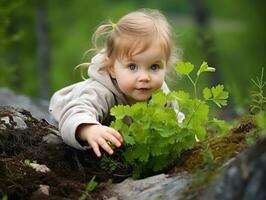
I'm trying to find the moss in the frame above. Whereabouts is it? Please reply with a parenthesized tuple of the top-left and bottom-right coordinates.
(170, 115, 259, 199)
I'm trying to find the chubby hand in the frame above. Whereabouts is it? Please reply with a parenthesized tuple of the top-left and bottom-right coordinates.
(76, 124, 123, 157)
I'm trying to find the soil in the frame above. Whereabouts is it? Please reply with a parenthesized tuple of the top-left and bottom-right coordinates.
(0, 107, 131, 200)
(0, 106, 259, 200)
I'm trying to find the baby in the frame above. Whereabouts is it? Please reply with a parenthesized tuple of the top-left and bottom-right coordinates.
(49, 9, 184, 157)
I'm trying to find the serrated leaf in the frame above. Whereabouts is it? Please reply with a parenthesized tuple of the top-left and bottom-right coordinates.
(126, 103, 147, 120)
(123, 134, 135, 145)
(210, 84, 229, 107)
(203, 87, 212, 100)
(169, 90, 190, 101)
(125, 145, 149, 163)
(110, 105, 130, 119)
(131, 124, 149, 143)
(169, 90, 190, 108)
(152, 124, 175, 137)
(211, 118, 230, 135)
(175, 62, 194, 75)
(187, 100, 209, 123)
(197, 61, 216, 76)
(149, 90, 167, 107)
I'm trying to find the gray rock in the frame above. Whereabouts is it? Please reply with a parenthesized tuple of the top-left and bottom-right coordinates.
(0, 87, 54, 124)
(203, 137, 266, 200)
(0, 116, 28, 129)
(109, 173, 191, 200)
(42, 133, 62, 144)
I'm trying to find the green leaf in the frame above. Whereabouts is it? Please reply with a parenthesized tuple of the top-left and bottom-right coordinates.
(256, 111, 266, 133)
(203, 85, 229, 108)
(123, 134, 135, 145)
(211, 118, 230, 135)
(168, 90, 190, 108)
(125, 145, 149, 163)
(110, 105, 130, 119)
(194, 126, 206, 140)
(129, 102, 147, 118)
(138, 147, 150, 162)
(175, 62, 194, 75)
(149, 90, 167, 107)
(131, 123, 149, 143)
(86, 176, 98, 192)
(197, 61, 216, 76)
(211, 84, 229, 107)
(24, 159, 31, 167)
(203, 87, 212, 100)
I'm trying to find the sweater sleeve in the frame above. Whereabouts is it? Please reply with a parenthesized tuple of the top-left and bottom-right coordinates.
(49, 80, 115, 150)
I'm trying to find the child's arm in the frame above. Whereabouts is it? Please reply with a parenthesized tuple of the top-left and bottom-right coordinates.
(49, 80, 122, 152)
(76, 124, 123, 157)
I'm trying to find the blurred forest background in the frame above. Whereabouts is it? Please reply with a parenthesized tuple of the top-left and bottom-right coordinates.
(0, 0, 265, 116)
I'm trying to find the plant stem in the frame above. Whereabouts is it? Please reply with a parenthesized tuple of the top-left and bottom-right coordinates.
(187, 75, 198, 98)
(186, 101, 202, 127)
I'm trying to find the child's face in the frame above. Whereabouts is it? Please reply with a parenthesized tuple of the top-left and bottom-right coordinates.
(109, 41, 167, 104)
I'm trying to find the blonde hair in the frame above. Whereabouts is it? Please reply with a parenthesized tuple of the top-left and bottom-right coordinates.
(78, 9, 177, 77)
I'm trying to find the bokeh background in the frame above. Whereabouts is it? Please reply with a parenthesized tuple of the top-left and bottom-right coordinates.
(1, 0, 265, 116)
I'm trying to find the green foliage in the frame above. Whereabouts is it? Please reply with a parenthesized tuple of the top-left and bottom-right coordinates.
(111, 61, 229, 178)
(79, 176, 98, 200)
(23, 159, 31, 167)
(0, 195, 8, 200)
(256, 111, 266, 135)
(208, 118, 230, 136)
(111, 91, 195, 177)
(203, 85, 229, 108)
(176, 61, 216, 98)
(202, 143, 214, 167)
(250, 68, 266, 114)
(175, 61, 229, 138)
(245, 111, 266, 145)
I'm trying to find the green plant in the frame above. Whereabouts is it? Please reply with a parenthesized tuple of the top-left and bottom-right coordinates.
(23, 159, 37, 167)
(79, 176, 98, 200)
(256, 111, 266, 135)
(23, 159, 31, 167)
(176, 61, 215, 98)
(175, 62, 229, 139)
(111, 91, 196, 177)
(110, 61, 229, 178)
(250, 68, 266, 114)
(0, 195, 8, 200)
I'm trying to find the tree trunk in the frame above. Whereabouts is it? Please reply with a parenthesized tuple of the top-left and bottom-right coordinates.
(36, 2, 50, 99)
(189, 0, 221, 85)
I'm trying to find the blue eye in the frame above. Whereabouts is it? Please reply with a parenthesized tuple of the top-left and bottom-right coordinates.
(127, 63, 137, 71)
(150, 64, 160, 71)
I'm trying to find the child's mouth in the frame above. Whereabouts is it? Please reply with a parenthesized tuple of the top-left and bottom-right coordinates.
(136, 88, 151, 93)
(136, 88, 150, 91)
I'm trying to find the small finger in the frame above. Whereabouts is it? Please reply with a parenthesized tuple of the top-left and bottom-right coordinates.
(107, 127, 123, 142)
(90, 142, 101, 157)
(98, 138, 114, 155)
(104, 133, 121, 147)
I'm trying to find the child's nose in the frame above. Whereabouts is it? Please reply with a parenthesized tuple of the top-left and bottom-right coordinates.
(138, 71, 150, 82)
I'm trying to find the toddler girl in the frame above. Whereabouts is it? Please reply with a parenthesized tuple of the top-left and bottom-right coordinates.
(49, 8, 184, 157)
